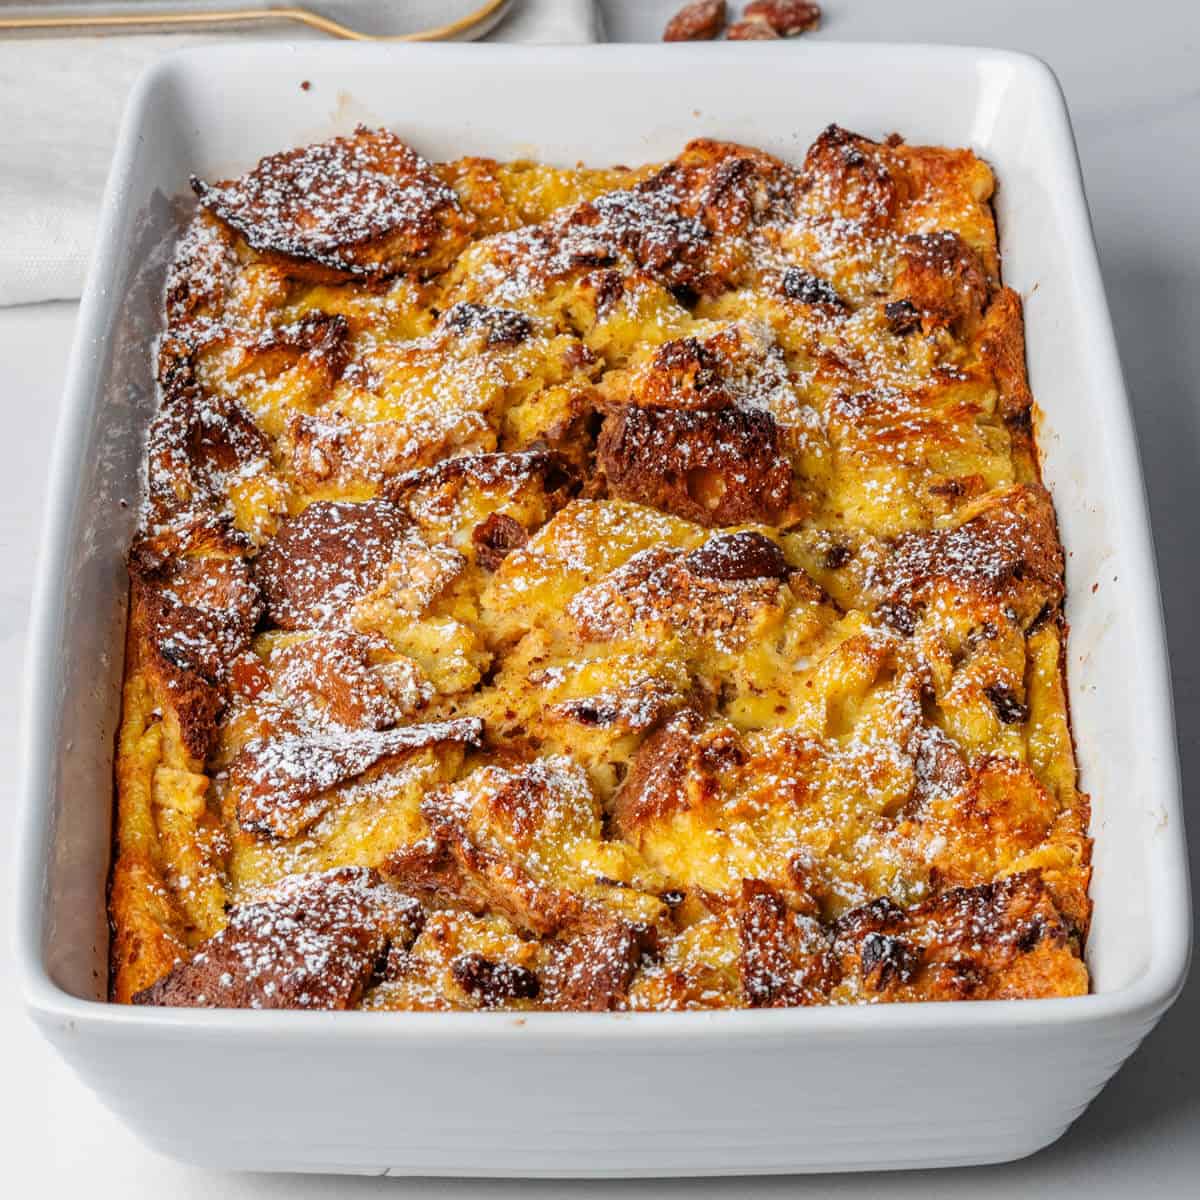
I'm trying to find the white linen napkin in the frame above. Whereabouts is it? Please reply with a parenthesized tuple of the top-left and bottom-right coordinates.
(0, 0, 600, 307)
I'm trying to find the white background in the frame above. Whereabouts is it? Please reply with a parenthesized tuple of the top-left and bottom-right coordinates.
(1, 0, 1197, 1192)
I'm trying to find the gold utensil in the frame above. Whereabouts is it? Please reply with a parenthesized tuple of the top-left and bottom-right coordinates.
(0, 0, 509, 40)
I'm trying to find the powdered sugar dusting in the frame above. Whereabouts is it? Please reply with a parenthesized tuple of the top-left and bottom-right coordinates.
(121, 124, 1087, 1012)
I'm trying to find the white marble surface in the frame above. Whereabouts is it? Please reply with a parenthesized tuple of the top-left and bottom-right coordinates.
(2, 1, 1197, 1193)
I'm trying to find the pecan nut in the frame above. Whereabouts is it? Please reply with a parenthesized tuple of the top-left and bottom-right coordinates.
(744, 1, 822, 36)
(727, 17, 780, 40)
(663, 1, 727, 42)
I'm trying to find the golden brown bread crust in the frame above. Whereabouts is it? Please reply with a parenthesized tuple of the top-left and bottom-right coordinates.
(131, 869, 422, 1009)
(266, 631, 401, 732)
(879, 482, 1065, 629)
(254, 498, 410, 629)
(126, 542, 262, 761)
(597, 404, 796, 526)
(191, 126, 472, 281)
(799, 124, 899, 230)
(109, 853, 190, 1004)
(385, 449, 578, 516)
(828, 871, 1087, 1002)
(611, 708, 738, 836)
(111, 125, 1091, 1011)
(231, 719, 485, 839)
(736, 879, 828, 1006)
(541, 916, 656, 1011)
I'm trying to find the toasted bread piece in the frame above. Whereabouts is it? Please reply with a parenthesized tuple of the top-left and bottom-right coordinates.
(232, 718, 484, 840)
(830, 871, 1088, 1002)
(255, 498, 411, 629)
(736, 879, 830, 1007)
(193, 126, 472, 281)
(542, 915, 657, 1011)
(879, 482, 1065, 628)
(132, 869, 422, 1009)
(598, 405, 797, 527)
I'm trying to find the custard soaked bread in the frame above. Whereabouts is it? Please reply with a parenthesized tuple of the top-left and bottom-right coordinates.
(112, 126, 1090, 1009)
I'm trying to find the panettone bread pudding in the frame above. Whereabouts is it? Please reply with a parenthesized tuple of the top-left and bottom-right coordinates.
(111, 125, 1091, 1010)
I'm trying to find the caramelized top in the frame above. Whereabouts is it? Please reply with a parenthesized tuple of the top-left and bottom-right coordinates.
(110, 125, 1090, 1011)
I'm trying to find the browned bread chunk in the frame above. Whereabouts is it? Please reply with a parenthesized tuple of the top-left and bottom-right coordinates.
(597, 404, 795, 526)
(566, 540, 795, 645)
(192, 126, 472, 280)
(891, 230, 990, 336)
(268, 631, 404, 732)
(799, 124, 900, 230)
(879, 483, 1065, 627)
(543, 916, 656, 1011)
(143, 380, 271, 533)
(386, 760, 608, 937)
(132, 868, 422, 1009)
(386, 449, 577, 512)
(612, 710, 738, 835)
(232, 718, 485, 839)
(255, 498, 409, 629)
(127, 548, 262, 759)
(831, 872, 1087, 1001)
(737, 879, 829, 1006)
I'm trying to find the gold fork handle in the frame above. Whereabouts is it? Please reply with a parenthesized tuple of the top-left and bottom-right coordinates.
(0, 1, 508, 41)
(0, 9, 372, 38)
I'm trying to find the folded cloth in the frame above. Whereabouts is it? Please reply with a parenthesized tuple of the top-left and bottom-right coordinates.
(0, 0, 599, 307)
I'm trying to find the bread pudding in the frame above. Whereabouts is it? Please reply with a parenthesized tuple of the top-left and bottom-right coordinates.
(111, 125, 1091, 1010)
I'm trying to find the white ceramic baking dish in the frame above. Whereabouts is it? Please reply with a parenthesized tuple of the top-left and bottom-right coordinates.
(14, 41, 1190, 1177)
